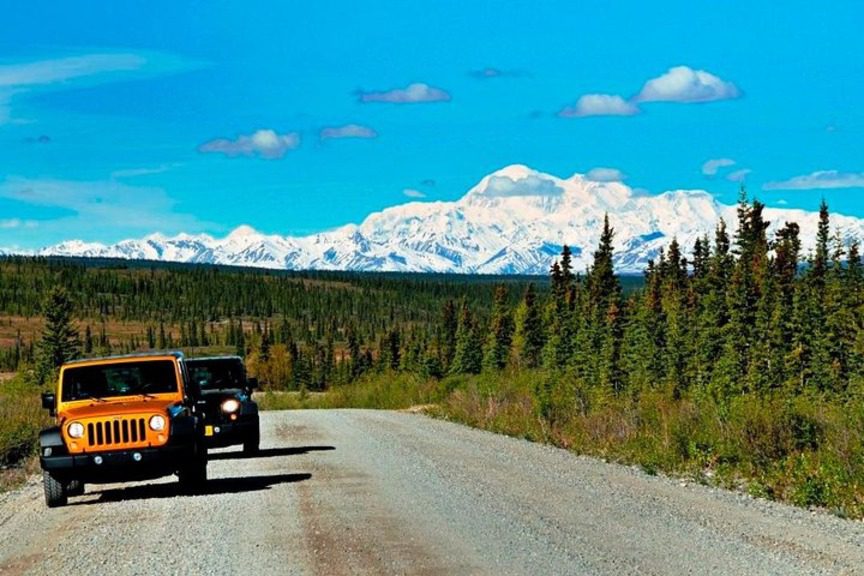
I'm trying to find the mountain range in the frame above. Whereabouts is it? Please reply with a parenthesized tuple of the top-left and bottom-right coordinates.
(30, 165, 864, 274)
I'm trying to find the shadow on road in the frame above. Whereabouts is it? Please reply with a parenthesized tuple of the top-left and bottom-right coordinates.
(76, 473, 312, 504)
(208, 445, 335, 461)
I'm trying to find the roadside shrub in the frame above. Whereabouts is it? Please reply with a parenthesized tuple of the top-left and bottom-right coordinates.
(0, 371, 51, 469)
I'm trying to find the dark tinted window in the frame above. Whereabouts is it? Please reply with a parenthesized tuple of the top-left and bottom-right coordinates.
(61, 360, 178, 401)
(188, 359, 245, 390)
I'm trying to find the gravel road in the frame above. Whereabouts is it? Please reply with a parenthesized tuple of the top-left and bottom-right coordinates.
(1, 409, 863, 575)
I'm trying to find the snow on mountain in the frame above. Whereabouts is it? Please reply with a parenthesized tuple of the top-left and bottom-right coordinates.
(30, 165, 864, 274)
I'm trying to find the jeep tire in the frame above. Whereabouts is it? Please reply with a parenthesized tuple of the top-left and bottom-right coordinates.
(67, 479, 85, 497)
(178, 452, 207, 494)
(243, 430, 260, 455)
(43, 471, 67, 508)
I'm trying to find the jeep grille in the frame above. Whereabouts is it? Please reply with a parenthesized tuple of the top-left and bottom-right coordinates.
(86, 418, 148, 447)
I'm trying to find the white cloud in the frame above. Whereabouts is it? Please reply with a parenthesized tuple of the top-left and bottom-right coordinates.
(585, 167, 625, 182)
(0, 52, 199, 125)
(198, 129, 300, 159)
(403, 188, 426, 198)
(482, 175, 563, 197)
(636, 66, 740, 103)
(763, 170, 864, 190)
(357, 83, 450, 103)
(726, 168, 751, 182)
(558, 94, 639, 118)
(320, 124, 377, 140)
(0, 54, 145, 88)
(0, 218, 37, 229)
(0, 176, 206, 239)
(469, 67, 528, 79)
(110, 163, 179, 179)
(701, 158, 736, 176)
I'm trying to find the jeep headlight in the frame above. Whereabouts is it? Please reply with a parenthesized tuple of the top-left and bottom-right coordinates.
(67, 422, 84, 439)
(149, 415, 166, 431)
(221, 399, 240, 414)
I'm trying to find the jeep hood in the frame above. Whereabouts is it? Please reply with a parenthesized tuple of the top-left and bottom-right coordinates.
(59, 398, 177, 420)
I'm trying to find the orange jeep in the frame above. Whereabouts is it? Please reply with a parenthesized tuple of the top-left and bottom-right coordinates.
(39, 352, 207, 507)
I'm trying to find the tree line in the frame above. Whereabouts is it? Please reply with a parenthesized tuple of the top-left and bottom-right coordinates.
(4, 255, 534, 385)
(19, 192, 864, 404)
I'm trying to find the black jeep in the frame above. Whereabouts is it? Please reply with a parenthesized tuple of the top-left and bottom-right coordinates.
(186, 356, 260, 454)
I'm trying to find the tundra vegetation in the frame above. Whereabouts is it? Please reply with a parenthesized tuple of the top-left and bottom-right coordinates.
(3, 194, 864, 517)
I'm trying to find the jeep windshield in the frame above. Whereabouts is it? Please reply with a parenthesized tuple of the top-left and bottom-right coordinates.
(61, 360, 179, 402)
(188, 359, 245, 391)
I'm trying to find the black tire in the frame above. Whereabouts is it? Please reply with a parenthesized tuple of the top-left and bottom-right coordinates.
(43, 471, 67, 508)
(243, 430, 260, 455)
(67, 480, 85, 497)
(178, 451, 207, 494)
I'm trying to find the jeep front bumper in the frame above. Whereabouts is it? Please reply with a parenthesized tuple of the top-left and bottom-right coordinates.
(40, 444, 196, 484)
(202, 416, 258, 448)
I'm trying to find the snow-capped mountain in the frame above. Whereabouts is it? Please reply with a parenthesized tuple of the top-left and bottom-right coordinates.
(32, 165, 864, 274)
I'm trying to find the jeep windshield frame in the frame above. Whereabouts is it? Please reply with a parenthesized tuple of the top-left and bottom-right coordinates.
(60, 359, 180, 403)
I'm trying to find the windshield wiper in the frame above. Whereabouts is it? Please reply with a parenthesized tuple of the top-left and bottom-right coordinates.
(86, 395, 107, 403)
(133, 382, 158, 400)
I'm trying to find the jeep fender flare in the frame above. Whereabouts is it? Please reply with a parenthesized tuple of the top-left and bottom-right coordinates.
(169, 414, 199, 442)
(39, 427, 67, 456)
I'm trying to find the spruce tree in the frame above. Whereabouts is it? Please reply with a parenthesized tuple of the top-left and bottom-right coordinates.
(483, 285, 514, 371)
(385, 328, 401, 371)
(450, 302, 482, 374)
(581, 214, 623, 388)
(37, 286, 80, 383)
(83, 324, 93, 355)
(511, 284, 545, 369)
(440, 300, 458, 370)
(544, 248, 576, 370)
(346, 323, 364, 379)
(811, 199, 831, 283)
(587, 214, 621, 314)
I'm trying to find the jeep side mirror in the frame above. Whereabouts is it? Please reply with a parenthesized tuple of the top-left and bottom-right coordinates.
(247, 377, 259, 390)
(41, 392, 56, 416)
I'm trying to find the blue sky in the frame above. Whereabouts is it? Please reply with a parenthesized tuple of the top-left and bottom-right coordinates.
(1, 0, 862, 248)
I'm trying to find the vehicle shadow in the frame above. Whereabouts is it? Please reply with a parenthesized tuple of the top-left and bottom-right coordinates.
(75, 473, 312, 504)
(208, 445, 335, 461)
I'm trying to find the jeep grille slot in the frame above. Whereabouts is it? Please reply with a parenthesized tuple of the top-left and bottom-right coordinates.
(85, 418, 149, 448)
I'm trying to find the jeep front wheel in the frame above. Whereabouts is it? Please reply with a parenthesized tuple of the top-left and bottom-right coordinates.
(67, 480, 85, 496)
(243, 430, 260, 455)
(43, 471, 68, 508)
(178, 454, 207, 494)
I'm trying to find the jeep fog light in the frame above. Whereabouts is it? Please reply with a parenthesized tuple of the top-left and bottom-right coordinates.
(149, 415, 166, 431)
(221, 399, 240, 414)
(68, 422, 84, 438)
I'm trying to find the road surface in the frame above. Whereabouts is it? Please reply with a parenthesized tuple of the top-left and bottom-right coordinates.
(1, 410, 863, 575)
